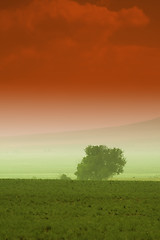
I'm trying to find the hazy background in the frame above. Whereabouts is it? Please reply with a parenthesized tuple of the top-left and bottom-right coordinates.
(0, 118, 160, 179)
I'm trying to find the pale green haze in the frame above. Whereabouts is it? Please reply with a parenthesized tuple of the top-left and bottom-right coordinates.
(0, 118, 160, 179)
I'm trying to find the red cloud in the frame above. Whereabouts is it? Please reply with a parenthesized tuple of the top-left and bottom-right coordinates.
(0, 0, 149, 33)
(118, 7, 150, 27)
(0, 0, 150, 82)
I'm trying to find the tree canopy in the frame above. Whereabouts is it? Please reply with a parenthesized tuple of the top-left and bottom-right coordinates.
(75, 145, 126, 180)
(60, 174, 71, 180)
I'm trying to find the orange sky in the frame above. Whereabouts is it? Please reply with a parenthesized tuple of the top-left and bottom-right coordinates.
(0, 0, 160, 135)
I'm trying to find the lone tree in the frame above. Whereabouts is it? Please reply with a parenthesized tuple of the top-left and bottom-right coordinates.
(60, 174, 71, 180)
(75, 145, 126, 180)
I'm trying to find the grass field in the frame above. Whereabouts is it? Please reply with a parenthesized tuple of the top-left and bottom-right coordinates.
(0, 180, 160, 240)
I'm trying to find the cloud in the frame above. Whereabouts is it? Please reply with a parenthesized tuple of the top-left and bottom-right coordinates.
(118, 7, 150, 27)
(0, 0, 149, 31)
(0, 0, 150, 82)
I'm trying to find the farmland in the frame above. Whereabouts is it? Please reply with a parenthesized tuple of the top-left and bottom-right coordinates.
(0, 180, 160, 240)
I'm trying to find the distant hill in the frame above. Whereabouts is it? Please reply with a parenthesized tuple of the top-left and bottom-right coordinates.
(0, 117, 160, 176)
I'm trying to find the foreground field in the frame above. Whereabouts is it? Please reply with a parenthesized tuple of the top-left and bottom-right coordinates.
(0, 180, 160, 240)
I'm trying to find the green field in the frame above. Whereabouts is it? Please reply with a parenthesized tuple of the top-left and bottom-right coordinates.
(0, 180, 160, 240)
